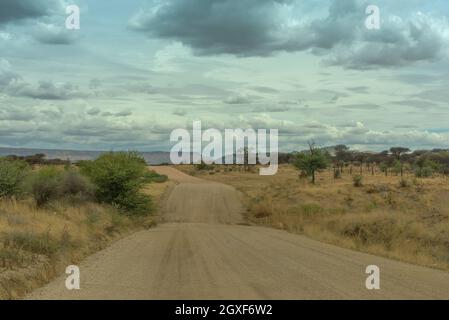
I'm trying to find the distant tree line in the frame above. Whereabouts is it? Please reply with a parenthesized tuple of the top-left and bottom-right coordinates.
(204, 145, 449, 182)
(288, 144, 449, 183)
(330, 145, 449, 178)
(5, 153, 70, 166)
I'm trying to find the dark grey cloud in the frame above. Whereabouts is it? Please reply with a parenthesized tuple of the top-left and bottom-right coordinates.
(0, 1, 76, 45)
(279, 99, 302, 105)
(130, 0, 294, 57)
(224, 94, 253, 104)
(130, 0, 449, 68)
(325, 12, 449, 69)
(86, 107, 101, 116)
(0, 0, 56, 25)
(32, 23, 78, 45)
(130, 0, 447, 69)
(173, 108, 187, 116)
(114, 110, 132, 117)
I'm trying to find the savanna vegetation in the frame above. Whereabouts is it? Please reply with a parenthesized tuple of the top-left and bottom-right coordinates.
(180, 145, 449, 271)
(0, 152, 169, 299)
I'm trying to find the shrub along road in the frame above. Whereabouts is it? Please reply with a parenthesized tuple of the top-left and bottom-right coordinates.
(27, 167, 449, 299)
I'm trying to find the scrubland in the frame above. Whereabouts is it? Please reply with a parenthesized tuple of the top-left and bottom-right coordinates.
(181, 164, 449, 271)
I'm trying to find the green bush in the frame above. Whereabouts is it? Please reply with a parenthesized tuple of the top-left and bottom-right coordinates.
(0, 158, 30, 198)
(27, 167, 62, 207)
(79, 152, 152, 215)
(399, 178, 410, 188)
(26, 167, 94, 207)
(114, 191, 153, 216)
(353, 175, 363, 187)
(60, 170, 95, 202)
(195, 161, 214, 171)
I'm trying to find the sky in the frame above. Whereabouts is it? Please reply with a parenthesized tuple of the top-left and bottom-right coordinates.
(0, 0, 449, 152)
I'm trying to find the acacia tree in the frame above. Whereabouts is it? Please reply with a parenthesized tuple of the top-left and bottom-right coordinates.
(390, 147, 410, 176)
(294, 142, 329, 184)
(390, 147, 410, 159)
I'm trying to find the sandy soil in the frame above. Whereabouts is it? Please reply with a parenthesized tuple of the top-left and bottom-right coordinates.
(26, 167, 449, 299)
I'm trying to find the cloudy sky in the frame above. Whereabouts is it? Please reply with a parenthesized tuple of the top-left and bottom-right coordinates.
(1, 0, 449, 152)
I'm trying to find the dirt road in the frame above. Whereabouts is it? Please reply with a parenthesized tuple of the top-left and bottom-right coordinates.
(27, 167, 449, 299)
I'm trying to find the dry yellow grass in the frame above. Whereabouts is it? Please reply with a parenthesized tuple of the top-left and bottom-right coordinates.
(180, 164, 449, 271)
(0, 172, 171, 299)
